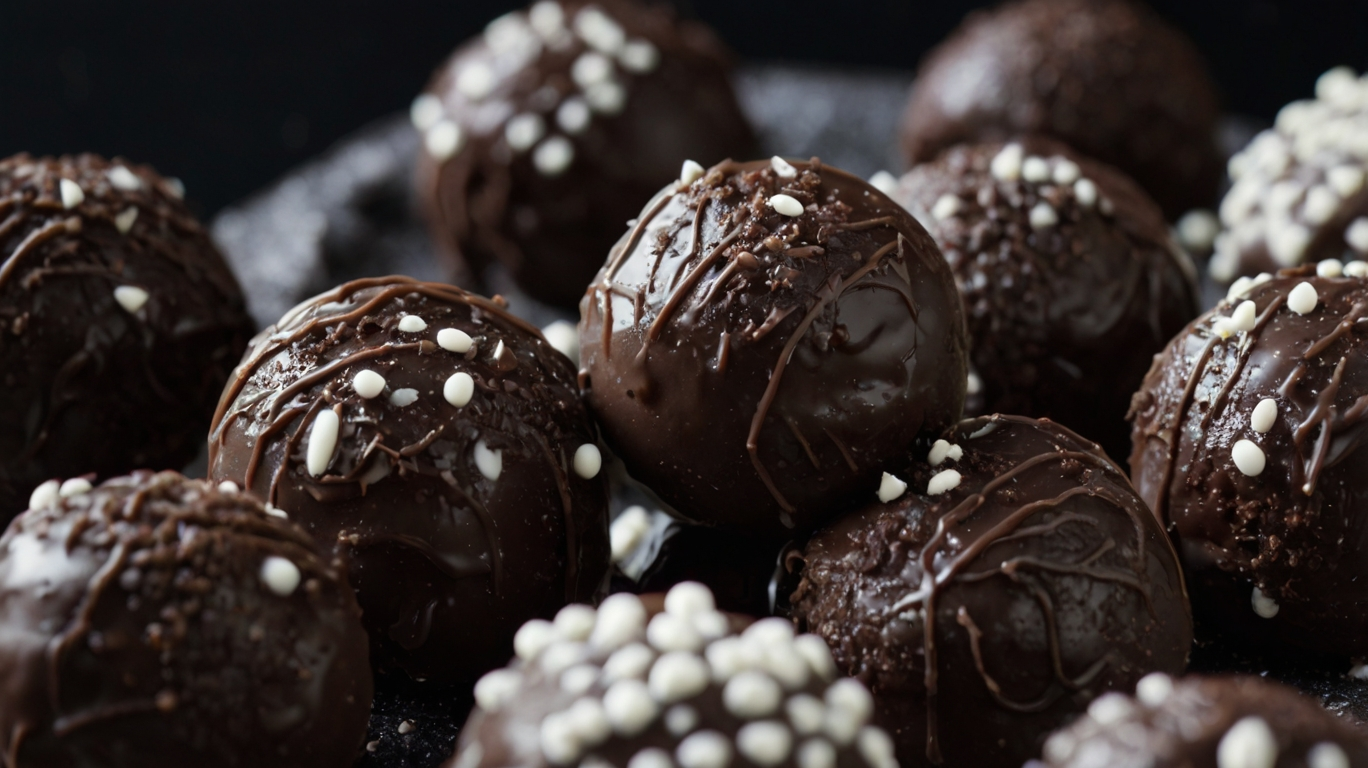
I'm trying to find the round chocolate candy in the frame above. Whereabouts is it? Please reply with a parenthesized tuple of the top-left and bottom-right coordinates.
(791, 415, 1193, 768)
(1130, 265, 1368, 656)
(0, 471, 372, 768)
(900, 0, 1222, 220)
(414, 0, 755, 308)
(892, 139, 1199, 461)
(579, 157, 969, 538)
(208, 276, 610, 684)
(0, 153, 254, 520)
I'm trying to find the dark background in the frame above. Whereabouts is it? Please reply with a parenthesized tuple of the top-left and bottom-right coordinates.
(2, 0, 1365, 215)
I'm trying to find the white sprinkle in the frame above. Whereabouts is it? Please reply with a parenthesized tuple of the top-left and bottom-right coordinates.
(1317, 65, 1359, 100)
(28, 480, 60, 510)
(1308, 742, 1350, 768)
(572, 443, 602, 479)
(823, 679, 873, 745)
(666, 705, 699, 737)
(1318, 259, 1345, 278)
(541, 320, 580, 365)
(693, 611, 729, 642)
(605, 678, 660, 736)
(474, 668, 523, 711)
(506, 113, 547, 152)
(106, 165, 143, 191)
(793, 635, 837, 681)
(679, 159, 705, 187)
(1346, 218, 1368, 254)
(1328, 165, 1366, 198)
(1029, 202, 1059, 230)
(744, 618, 796, 647)
(534, 136, 575, 176)
(966, 371, 982, 395)
(1347, 259, 1368, 277)
(725, 671, 783, 719)
(787, 695, 826, 736)
(560, 664, 597, 693)
(1251, 399, 1278, 433)
(868, 171, 898, 196)
(1087, 693, 1133, 725)
(113, 285, 149, 313)
(572, 52, 615, 88)
(797, 739, 836, 768)
(397, 315, 427, 333)
(1304, 185, 1341, 225)
(438, 328, 474, 353)
(217, 480, 239, 493)
(541, 642, 587, 676)
(540, 711, 582, 765)
(648, 651, 710, 703)
(484, 12, 537, 55)
(676, 731, 732, 768)
(857, 727, 897, 768)
(603, 642, 656, 684)
(619, 39, 660, 73)
(555, 603, 597, 641)
(1227, 276, 1255, 302)
(353, 370, 386, 399)
(425, 121, 464, 161)
(931, 193, 961, 220)
(737, 721, 793, 767)
(457, 62, 498, 101)
(1268, 223, 1311, 266)
(1232, 439, 1266, 477)
(875, 472, 906, 503)
(1216, 716, 1278, 768)
(1251, 586, 1280, 618)
(648, 612, 704, 654)
(1074, 178, 1098, 207)
(1288, 281, 1319, 314)
(514, 619, 558, 660)
(444, 372, 475, 407)
(474, 439, 503, 481)
(1177, 209, 1220, 253)
(529, 1, 565, 38)
(769, 194, 805, 217)
(114, 206, 138, 234)
(771, 156, 798, 179)
(165, 178, 185, 200)
(556, 98, 592, 135)
(59, 179, 84, 209)
(389, 388, 419, 407)
(574, 7, 626, 54)
(990, 143, 1024, 181)
(628, 748, 674, 768)
(610, 506, 653, 564)
(410, 93, 445, 131)
(263, 503, 288, 519)
(926, 468, 962, 496)
(1052, 159, 1081, 185)
(665, 581, 715, 617)
(584, 81, 626, 114)
(260, 556, 301, 597)
(593, 594, 648, 650)
(1135, 672, 1173, 707)
(928, 439, 962, 466)
(307, 409, 340, 477)
(1021, 156, 1050, 182)
(59, 478, 92, 498)
(1221, 300, 1258, 337)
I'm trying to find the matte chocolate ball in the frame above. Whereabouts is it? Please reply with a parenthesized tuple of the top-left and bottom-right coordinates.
(0, 153, 254, 520)
(579, 157, 969, 538)
(792, 415, 1192, 768)
(0, 471, 372, 768)
(414, 0, 756, 308)
(208, 276, 610, 684)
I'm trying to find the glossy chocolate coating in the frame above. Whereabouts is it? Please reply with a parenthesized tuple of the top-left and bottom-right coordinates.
(579, 158, 969, 538)
(1041, 674, 1368, 768)
(0, 154, 253, 520)
(0, 471, 372, 768)
(900, 0, 1222, 220)
(792, 415, 1192, 768)
(1130, 268, 1368, 656)
(619, 521, 788, 618)
(416, 0, 756, 308)
(893, 140, 1199, 461)
(207, 276, 611, 684)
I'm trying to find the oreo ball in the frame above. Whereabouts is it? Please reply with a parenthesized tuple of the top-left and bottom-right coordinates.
(0, 153, 254, 520)
(0, 471, 372, 768)
(414, 0, 755, 308)
(579, 157, 969, 539)
(791, 415, 1192, 768)
(208, 276, 610, 685)
(892, 139, 1199, 461)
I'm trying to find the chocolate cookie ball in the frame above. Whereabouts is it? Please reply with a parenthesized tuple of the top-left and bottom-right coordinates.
(892, 140, 1199, 461)
(0, 154, 254, 520)
(1041, 674, 1368, 768)
(579, 158, 969, 538)
(1130, 265, 1368, 657)
(900, 0, 1222, 220)
(0, 471, 372, 768)
(1211, 67, 1368, 284)
(414, 0, 756, 308)
(208, 277, 610, 684)
(791, 415, 1192, 768)
(448, 583, 898, 768)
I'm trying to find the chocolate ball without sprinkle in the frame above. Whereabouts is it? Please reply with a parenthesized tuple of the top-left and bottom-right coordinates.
(1041, 674, 1368, 768)
(0, 154, 254, 520)
(448, 582, 899, 768)
(414, 0, 756, 308)
(892, 140, 1200, 461)
(0, 471, 372, 768)
(1131, 265, 1368, 657)
(579, 157, 969, 538)
(900, 0, 1221, 220)
(791, 415, 1192, 768)
(208, 276, 610, 684)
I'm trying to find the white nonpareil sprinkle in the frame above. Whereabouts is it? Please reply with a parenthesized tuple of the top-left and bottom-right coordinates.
(1346, 218, 1368, 254)
(1074, 178, 1098, 207)
(474, 668, 523, 711)
(260, 556, 302, 597)
(665, 705, 699, 737)
(679, 159, 705, 187)
(1328, 165, 1366, 198)
(823, 679, 873, 745)
(1232, 439, 1266, 477)
(1251, 586, 1280, 619)
(555, 604, 597, 641)
(107, 165, 143, 191)
(1227, 276, 1255, 302)
(1087, 693, 1133, 725)
(397, 315, 427, 333)
(876, 472, 906, 503)
(967, 371, 982, 395)
(1215, 300, 1258, 338)
(584, 81, 626, 114)
(1052, 159, 1081, 185)
(28, 480, 60, 510)
(1251, 399, 1278, 433)
(572, 52, 614, 88)
(474, 439, 503, 481)
(438, 327, 474, 353)
(1308, 742, 1351, 768)
(1288, 281, 1319, 315)
(573, 443, 602, 479)
(1177, 209, 1220, 253)
(787, 696, 826, 736)
(515, 619, 557, 660)
(507, 113, 547, 151)
(724, 671, 783, 718)
(1347, 260, 1368, 277)
(927, 439, 963, 466)
(114, 206, 138, 234)
(797, 739, 836, 768)
(931, 193, 961, 220)
(592, 593, 648, 650)
(1268, 224, 1311, 266)
(737, 721, 793, 767)
(648, 651, 710, 703)
(425, 121, 464, 161)
(389, 388, 419, 407)
(857, 727, 897, 768)
(1216, 716, 1278, 768)
(217, 480, 239, 493)
(165, 178, 185, 199)
(264, 503, 288, 519)
(59, 179, 84, 209)
(769, 194, 804, 217)
(59, 478, 92, 497)
(1021, 156, 1050, 182)
(1303, 185, 1340, 225)
(603, 642, 655, 683)
(574, 7, 626, 54)
(926, 468, 962, 496)
(604, 678, 659, 736)
(529, 1, 565, 37)
(557, 98, 592, 134)
(113, 285, 149, 314)
(867, 171, 898, 196)
(628, 749, 673, 768)
(648, 612, 704, 654)
(771, 156, 798, 179)
(353, 370, 386, 399)
(542, 319, 580, 363)
(1318, 258, 1345, 278)
(1029, 202, 1059, 230)
(540, 711, 582, 764)
(534, 136, 575, 176)
(444, 371, 475, 407)
(793, 635, 837, 681)
(990, 143, 1024, 181)
(457, 62, 498, 101)
(410, 93, 445, 131)
(665, 581, 715, 617)
(1135, 672, 1174, 707)
(619, 39, 660, 73)
(307, 409, 340, 477)
(610, 506, 652, 564)
(676, 731, 732, 768)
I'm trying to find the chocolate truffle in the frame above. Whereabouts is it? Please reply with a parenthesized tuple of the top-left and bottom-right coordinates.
(1040, 674, 1368, 768)
(900, 0, 1222, 220)
(448, 582, 898, 768)
(1130, 265, 1368, 657)
(0, 154, 254, 519)
(208, 276, 611, 685)
(579, 157, 969, 538)
(892, 140, 1199, 461)
(1211, 67, 1368, 284)
(0, 471, 372, 768)
(414, 0, 756, 308)
(791, 415, 1192, 768)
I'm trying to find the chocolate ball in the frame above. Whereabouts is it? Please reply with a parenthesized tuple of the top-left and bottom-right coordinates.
(579, 158, 969, 538)
(1040, 674, 1368, 768)
(1210, 67, 1368, 284)
(892, 140, 1199, 461)
(448, 583, 899, 768)
(207, 276, 610, 684)
(0, 154, 254, 520)
(414, 0, 756, 308)
(0, 471, 372, 768)
(1130, 265, 1368, 657)
(791, 415, 1192, 768)
(900, 0, 1222, 220)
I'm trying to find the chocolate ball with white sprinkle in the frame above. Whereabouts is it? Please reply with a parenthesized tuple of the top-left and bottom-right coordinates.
(0, 153, 254, 520)
(791, 415, 1192, 768)
(0, 470, 373, 767)
(447, 582, 898, 768)
(1040, 674, 1368, 768)
(207, 276, 610, 684)
(415, 0, 756, 308)
(892, 139, 1200, 461)
(1130, 265, 1368, 657)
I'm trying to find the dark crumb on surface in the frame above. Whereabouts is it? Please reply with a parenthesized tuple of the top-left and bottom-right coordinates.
(356, 675, 472, 768)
